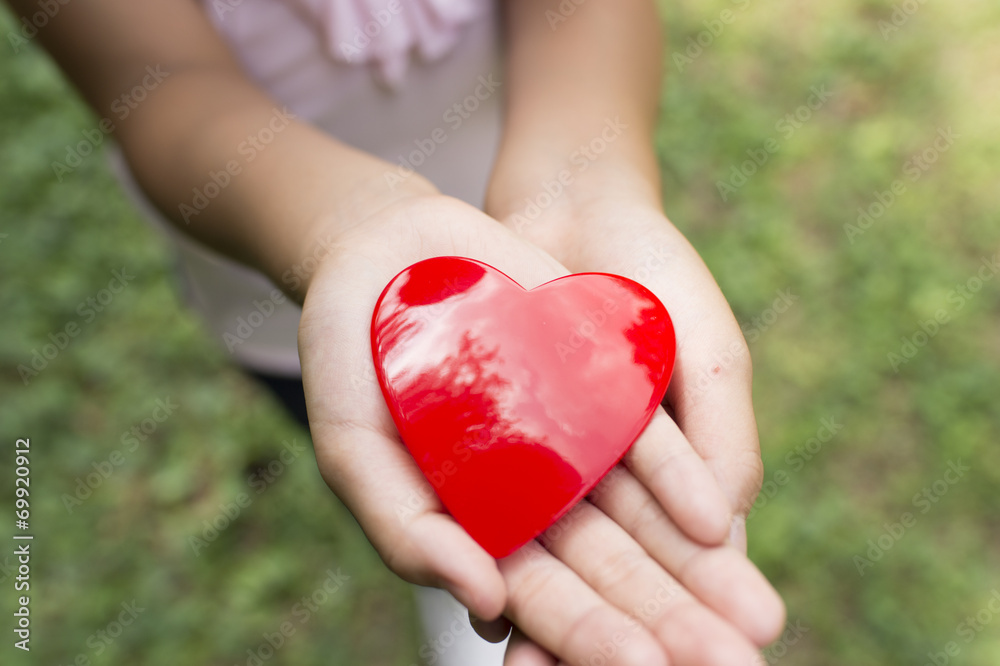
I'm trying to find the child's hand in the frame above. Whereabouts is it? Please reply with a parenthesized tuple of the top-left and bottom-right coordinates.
(297, 195, 779, 665)
(504, 198, 768, 553)
(493, 196, 788, 664)
(486, 0, 772, 561)
(11, 0, 782, 660)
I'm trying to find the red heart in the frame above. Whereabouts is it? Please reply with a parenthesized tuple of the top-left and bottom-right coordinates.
(371, 257, 675, 558)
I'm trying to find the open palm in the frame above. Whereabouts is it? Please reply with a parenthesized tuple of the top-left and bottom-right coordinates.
(298, 195, 781, 666)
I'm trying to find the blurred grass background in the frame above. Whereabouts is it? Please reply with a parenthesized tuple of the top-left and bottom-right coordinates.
(1, 0, 998, 664)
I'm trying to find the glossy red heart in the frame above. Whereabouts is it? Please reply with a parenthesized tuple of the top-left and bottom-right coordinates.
(371, 257, 675, 558)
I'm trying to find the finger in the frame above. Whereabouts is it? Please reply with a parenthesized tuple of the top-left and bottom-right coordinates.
(504, 629, 557, 666)
(666, 335, 761, 541)
(299, 210, 574, 620)
(589, 467, 785, 646)
(540, 501, 763, 665)
(471, 612, 513, 643)
(648, 235, 762, 534)
(310, 422, 507, 620)
(642, 234, 760, 531)
(499, 542, 668, 666)
(559, 219, 764, 544)
(621, 410, 731, 545)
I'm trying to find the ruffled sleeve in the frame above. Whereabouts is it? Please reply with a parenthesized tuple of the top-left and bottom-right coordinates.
(281, 0, 488, 87)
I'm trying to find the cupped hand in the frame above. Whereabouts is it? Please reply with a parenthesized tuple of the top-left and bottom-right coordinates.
(503, 198, 768, 550)
(296, 195, 775, 665)
(488, 196, 787, 664)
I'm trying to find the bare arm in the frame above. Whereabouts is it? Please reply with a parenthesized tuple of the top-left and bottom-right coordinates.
(8, 2, 784, 661)
(487, 0, 664, 230)
(491, 0, 769, 549)
(487, 1, 786, 660)
(5, 0, 437, 300)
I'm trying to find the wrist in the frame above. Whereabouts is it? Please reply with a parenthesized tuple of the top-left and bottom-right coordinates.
(266, 177, 440, 303)
(289, 190, 462, 302)
(486, 152, 663, 245)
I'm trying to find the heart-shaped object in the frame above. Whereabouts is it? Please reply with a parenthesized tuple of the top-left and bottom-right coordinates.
(371, 257, 675, 557)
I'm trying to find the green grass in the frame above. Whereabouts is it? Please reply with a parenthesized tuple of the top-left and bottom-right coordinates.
(2, 1, 999, 664)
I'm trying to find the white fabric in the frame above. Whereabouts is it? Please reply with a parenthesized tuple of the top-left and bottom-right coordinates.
(414, 586, 509, 666)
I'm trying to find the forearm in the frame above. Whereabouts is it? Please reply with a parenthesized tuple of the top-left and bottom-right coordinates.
(115, 69, 437, 299)
(6, 0, 437, 302)
(487, 0, 665, 225)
